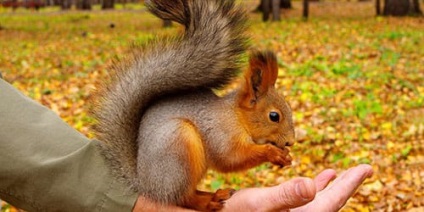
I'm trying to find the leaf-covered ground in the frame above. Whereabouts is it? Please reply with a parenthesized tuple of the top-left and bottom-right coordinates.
(1, 1, 423, 211)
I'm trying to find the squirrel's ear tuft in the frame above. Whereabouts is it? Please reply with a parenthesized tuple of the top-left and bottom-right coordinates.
(238, 51, 278, 108)
(250, 51, 278, 88)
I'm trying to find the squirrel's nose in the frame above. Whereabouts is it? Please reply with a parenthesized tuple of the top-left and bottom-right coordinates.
(285, 133, 296, 146)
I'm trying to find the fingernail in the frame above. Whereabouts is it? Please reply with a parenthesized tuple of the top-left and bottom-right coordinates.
(295, 181, 311, 200)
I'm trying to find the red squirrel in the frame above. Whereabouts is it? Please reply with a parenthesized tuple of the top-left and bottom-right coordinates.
(94, 0, 295, 210)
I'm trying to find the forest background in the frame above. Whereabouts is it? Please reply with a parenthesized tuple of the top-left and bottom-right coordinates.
(0, 0, 423, 211)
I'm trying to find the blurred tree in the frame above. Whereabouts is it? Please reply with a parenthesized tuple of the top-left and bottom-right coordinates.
(280, 0, 292, 8)
(412, 0, 423, 14)
(376, 0, 381, 15)
(102, 0, 114, 9)
(303, 0, 309, 19)
(76, 0, 92, 10)
(271, 0, 281, 21)
(262, 0, 282, 21)
(383, 0, 422, 16)
(61, 0, 71, 10)
(258, 0, 292, 11)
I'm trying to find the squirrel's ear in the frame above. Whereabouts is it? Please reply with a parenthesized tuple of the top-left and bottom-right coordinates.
(238, 51, 278, 108)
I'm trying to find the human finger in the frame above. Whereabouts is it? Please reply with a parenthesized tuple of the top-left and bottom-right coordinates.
(324, 164, 373, 195)
(224, 177, 316, 212)
(313, 169, 337, 191)
(314, 164, 374, 212)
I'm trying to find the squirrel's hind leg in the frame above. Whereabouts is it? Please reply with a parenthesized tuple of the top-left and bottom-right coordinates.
(175, 119, 232, 211)
(138, 118, 227, 210)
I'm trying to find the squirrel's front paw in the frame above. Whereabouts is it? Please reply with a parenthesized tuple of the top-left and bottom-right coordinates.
(266, 145, 292, 167)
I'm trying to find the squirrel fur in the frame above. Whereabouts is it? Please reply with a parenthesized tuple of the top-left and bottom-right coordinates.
(93, 0, 295, 210)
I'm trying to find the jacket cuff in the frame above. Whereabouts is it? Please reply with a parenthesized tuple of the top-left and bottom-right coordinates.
(97, 177, 138, 212)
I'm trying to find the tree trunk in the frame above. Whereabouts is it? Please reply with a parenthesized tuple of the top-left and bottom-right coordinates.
(262, 0, 271, 21)
(281, 0, 292, 8)
(61, 0, 71, 10)
(411, 0, 423, 14)
(303, 0, 309, 19)
(257, 0, 291, 12)
(376, 0, 381, 15)
(383, 0, 422, 16)
(272, 0, 281, 21)
(82, 0, 92, 10)
(76, 0, 91, 10)
(262, 0, 282, 21)
(102, 0, 114, 9)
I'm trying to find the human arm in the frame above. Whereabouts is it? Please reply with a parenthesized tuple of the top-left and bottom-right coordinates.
(0, 79, 138, 211)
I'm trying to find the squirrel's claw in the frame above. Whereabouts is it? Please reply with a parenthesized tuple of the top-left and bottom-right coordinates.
(267, 145, 292, 167)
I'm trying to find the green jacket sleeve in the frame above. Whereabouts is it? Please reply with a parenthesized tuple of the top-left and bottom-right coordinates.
(0, 79, 138, 212)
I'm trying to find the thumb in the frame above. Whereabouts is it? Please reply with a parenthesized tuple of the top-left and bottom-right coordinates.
(264, 178, 317, 210)
(224, 177, 316, 211)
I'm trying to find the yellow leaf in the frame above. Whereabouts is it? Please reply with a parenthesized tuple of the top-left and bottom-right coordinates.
(364, 180, 383, 192)
(387, 141, 395, 150)
(382, 122, 392, 131)
(301, 156, 311, 164)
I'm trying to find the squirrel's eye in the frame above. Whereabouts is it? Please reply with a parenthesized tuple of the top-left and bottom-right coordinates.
(269, 112, 280, 123)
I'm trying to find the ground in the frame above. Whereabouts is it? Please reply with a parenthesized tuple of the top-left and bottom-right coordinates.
(0, 1, 423, 211)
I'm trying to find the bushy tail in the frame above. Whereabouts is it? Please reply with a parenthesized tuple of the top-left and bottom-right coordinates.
(93, 0, 248, 187)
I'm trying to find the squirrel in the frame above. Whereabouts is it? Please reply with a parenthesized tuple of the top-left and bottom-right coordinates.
(93, 0, 295, 211)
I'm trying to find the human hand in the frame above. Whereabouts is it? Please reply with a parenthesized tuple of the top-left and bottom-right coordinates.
(132, 164, 373, 212)
(291, 164, 373, 212)
(224, 164, 373, 212)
